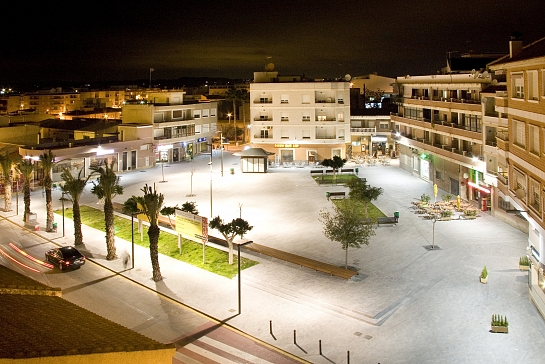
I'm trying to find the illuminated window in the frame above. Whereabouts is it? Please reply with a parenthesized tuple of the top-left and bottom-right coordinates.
(528, 71, 538, 100)
(211, 108, 216, 117)
(202, 109, 209, 117)
(529, 125, 540, 155)
(513, 119, 526, 148)
(511, 73, 524, 99)
(337, 111, 344, 122)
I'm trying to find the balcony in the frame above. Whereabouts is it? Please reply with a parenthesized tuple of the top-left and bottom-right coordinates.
(402, 96, 481, 112)
(315, 99, 335, 104)
(315, 117, 336, 122)
(350, 127, 376, 136)
(391, 115, 482, 141)
(393, 132, 482, 169)
(253, 134, 273, 139)
(254, 117, 272, 121)
(254, 100, 272, 104)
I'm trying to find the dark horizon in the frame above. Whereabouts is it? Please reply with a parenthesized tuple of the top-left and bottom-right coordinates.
(2, 1, 544, 88)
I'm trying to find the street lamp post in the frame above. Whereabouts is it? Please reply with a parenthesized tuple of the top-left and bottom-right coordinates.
(236, 240, 252, 315)
(15, 178, 19, 216)
(131, 212, 135, 269)
(60, 192, 66, 238)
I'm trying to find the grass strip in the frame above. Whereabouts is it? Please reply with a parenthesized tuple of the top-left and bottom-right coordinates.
(58, 205, 258, 278)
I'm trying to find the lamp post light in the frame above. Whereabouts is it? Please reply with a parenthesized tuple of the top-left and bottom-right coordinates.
(130, 212, 135, 269)
(60, 192, 66, 238)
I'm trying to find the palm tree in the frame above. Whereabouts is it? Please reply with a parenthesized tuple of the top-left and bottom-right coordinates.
(0, 152, 18, 212)
(60, 168, 91, 245)
(90, 161, 123, 260)
(132, 184, 164, 281)
(225, 87, 239, 125)
(39, 150, 57, 232)
(238, 89, 249, 143)
(16, 159, 35, 223)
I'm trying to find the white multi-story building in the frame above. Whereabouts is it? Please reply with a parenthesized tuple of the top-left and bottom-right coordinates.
(122, 91, 218, 163)
(249, 66, 350, 164)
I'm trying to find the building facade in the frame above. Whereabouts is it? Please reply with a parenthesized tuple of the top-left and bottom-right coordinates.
(122, 91, 218, 163)
(249, 67, 351, 164)
(488, 35, 545, 318)
(392, 72, 495, 207)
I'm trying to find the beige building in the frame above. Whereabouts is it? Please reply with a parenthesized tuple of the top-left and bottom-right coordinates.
(122, 90, 218, 162)
(250, 65, 351, 164)
(392, 70, 496, 206)
(488, 35, 545, 318)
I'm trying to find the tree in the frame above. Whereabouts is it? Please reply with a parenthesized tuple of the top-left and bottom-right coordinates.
(39, 150, 57, 232)
(321, 155, 347, 183)
(347, 178, 384, 218)
(129, 184, 164, 282)
(60, 168, 91, 245)
(319, 199, 376, 269)
(238, 89, 249, 142)
(225, 87, 239, 125)
(209, 216, 253, 265)
(16, 159, 35, 223)
(90, 161, 123, 260)
(0, 151, 18, 212)
(160, 201, 198, 229)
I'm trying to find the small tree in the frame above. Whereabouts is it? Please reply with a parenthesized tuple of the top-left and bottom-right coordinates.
(347, 178, 384, 218)
(0, 151, 18, 212)
(90, 161, 123, 260)
(39, 150, 57, 232)
(60, 168, 91, 245)
(209, 216, 253, 265)
(160, 201, 198, 229)
(319, 199, 376, 269)
(16, 159, 35, 223)
(321, 155, 347, 183)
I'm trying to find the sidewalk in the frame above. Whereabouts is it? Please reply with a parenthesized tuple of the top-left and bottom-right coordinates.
(2, 156, 544, 364)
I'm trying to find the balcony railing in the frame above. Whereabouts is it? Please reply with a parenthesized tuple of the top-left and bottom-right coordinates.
(254, 117, 272, 121)
(253, 134, 273, 139)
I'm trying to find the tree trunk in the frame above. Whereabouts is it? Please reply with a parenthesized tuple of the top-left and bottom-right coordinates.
(104, 200, 117, 260)
(23, 180, 31, 223)
(4, 177, 12, 212)
(227, 239, 234, 265)
(345, 247, 348, 269)
(44, 175, 53, 232)
(364, 201, 369, 218)
(148, 224, 163, 281)
(73, 201, 83, 245)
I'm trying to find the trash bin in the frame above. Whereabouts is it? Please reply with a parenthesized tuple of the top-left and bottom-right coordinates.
(355, 167, 359, 173)
(52, 222, 58, 232)
(394, 211, 400, 221)
(326, 192, 331, 200)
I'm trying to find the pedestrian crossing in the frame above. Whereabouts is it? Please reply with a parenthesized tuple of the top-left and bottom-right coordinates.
(172, 322, 303, 364)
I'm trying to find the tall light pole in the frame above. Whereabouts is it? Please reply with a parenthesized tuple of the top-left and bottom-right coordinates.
(60, 192, 66, 238)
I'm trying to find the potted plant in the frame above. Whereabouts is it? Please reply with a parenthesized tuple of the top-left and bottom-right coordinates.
(519, 256, 530, 271)
(463, 209, 477, 219)
(442, 194, 453, 204)
(491, 314, 508, 333)
(420, 194, 431, 207)
(440, 209, 453, 221)
(230, 167, 235, 175)
(480, 265, 488, 284)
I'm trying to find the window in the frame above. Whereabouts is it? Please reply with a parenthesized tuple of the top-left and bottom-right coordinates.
(211, 108, 216, 117)
(542, 70, 545, 97)
(512, 168, 527, 202)
(202, 109, 209, 117)
(530, 178, 541, 212)
(280, 95, 289, 104)
(281, 129, 289, 139)
(193, 110, 201, 119)
(529, 125, 540, 155)
(302, 95, 310, 104)
(195, 125, 201, 134)
(337, 111, 344, 122)
(173, 110, 182, 119)
(302, 113, 311, 121)
(513, 119, 526, 148)
(281, 112, 289, 121)
(528, 71, 539, 100)
(202, 124, 210, 133)
(302, 129, 310, 139)
(511, 73, 524, 99)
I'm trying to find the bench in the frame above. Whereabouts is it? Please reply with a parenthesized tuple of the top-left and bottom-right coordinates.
(377, 216, 398, 226)
(340, 168, 355, 174)
(327, 191, 346, 200)
(310, 169, 323, 174)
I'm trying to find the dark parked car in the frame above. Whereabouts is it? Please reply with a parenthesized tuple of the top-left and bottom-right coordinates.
(45, 246, 86, 271)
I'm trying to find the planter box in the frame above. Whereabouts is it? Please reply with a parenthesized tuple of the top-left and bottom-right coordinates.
(491, 325, 508, 333)
(480, 276, 488, 284)
(519, 265, 530, 271)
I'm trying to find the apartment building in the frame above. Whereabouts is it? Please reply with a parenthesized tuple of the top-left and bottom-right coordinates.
(488, 35, 545, 318)
(122, 90, 218, 163)
(392, 67, 496, 208)
(249, 65, 351, 164)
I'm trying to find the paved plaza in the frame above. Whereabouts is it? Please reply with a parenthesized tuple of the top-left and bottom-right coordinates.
(4, 151, 545, 363)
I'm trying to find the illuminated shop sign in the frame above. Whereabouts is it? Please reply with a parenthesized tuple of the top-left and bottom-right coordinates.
(275, 144, 299, 148)
(197, 137, 207, 142)
(467, 181, 490, 194)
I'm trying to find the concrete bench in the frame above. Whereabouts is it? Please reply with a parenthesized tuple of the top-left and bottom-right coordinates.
(327, 191, 346, 200)
(310, 169, 323, 174)
(377, 216, 398, 226)
(340, 168, 355, 174)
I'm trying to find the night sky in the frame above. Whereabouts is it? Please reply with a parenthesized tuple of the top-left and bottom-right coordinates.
(2, 1, 544, 86)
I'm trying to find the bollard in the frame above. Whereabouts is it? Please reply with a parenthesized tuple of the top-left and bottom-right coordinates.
(319, 340, 322, 355)
(347, 350, 350, 364)
(269, 320, 273, 336)
(293, 330, 296, 344)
